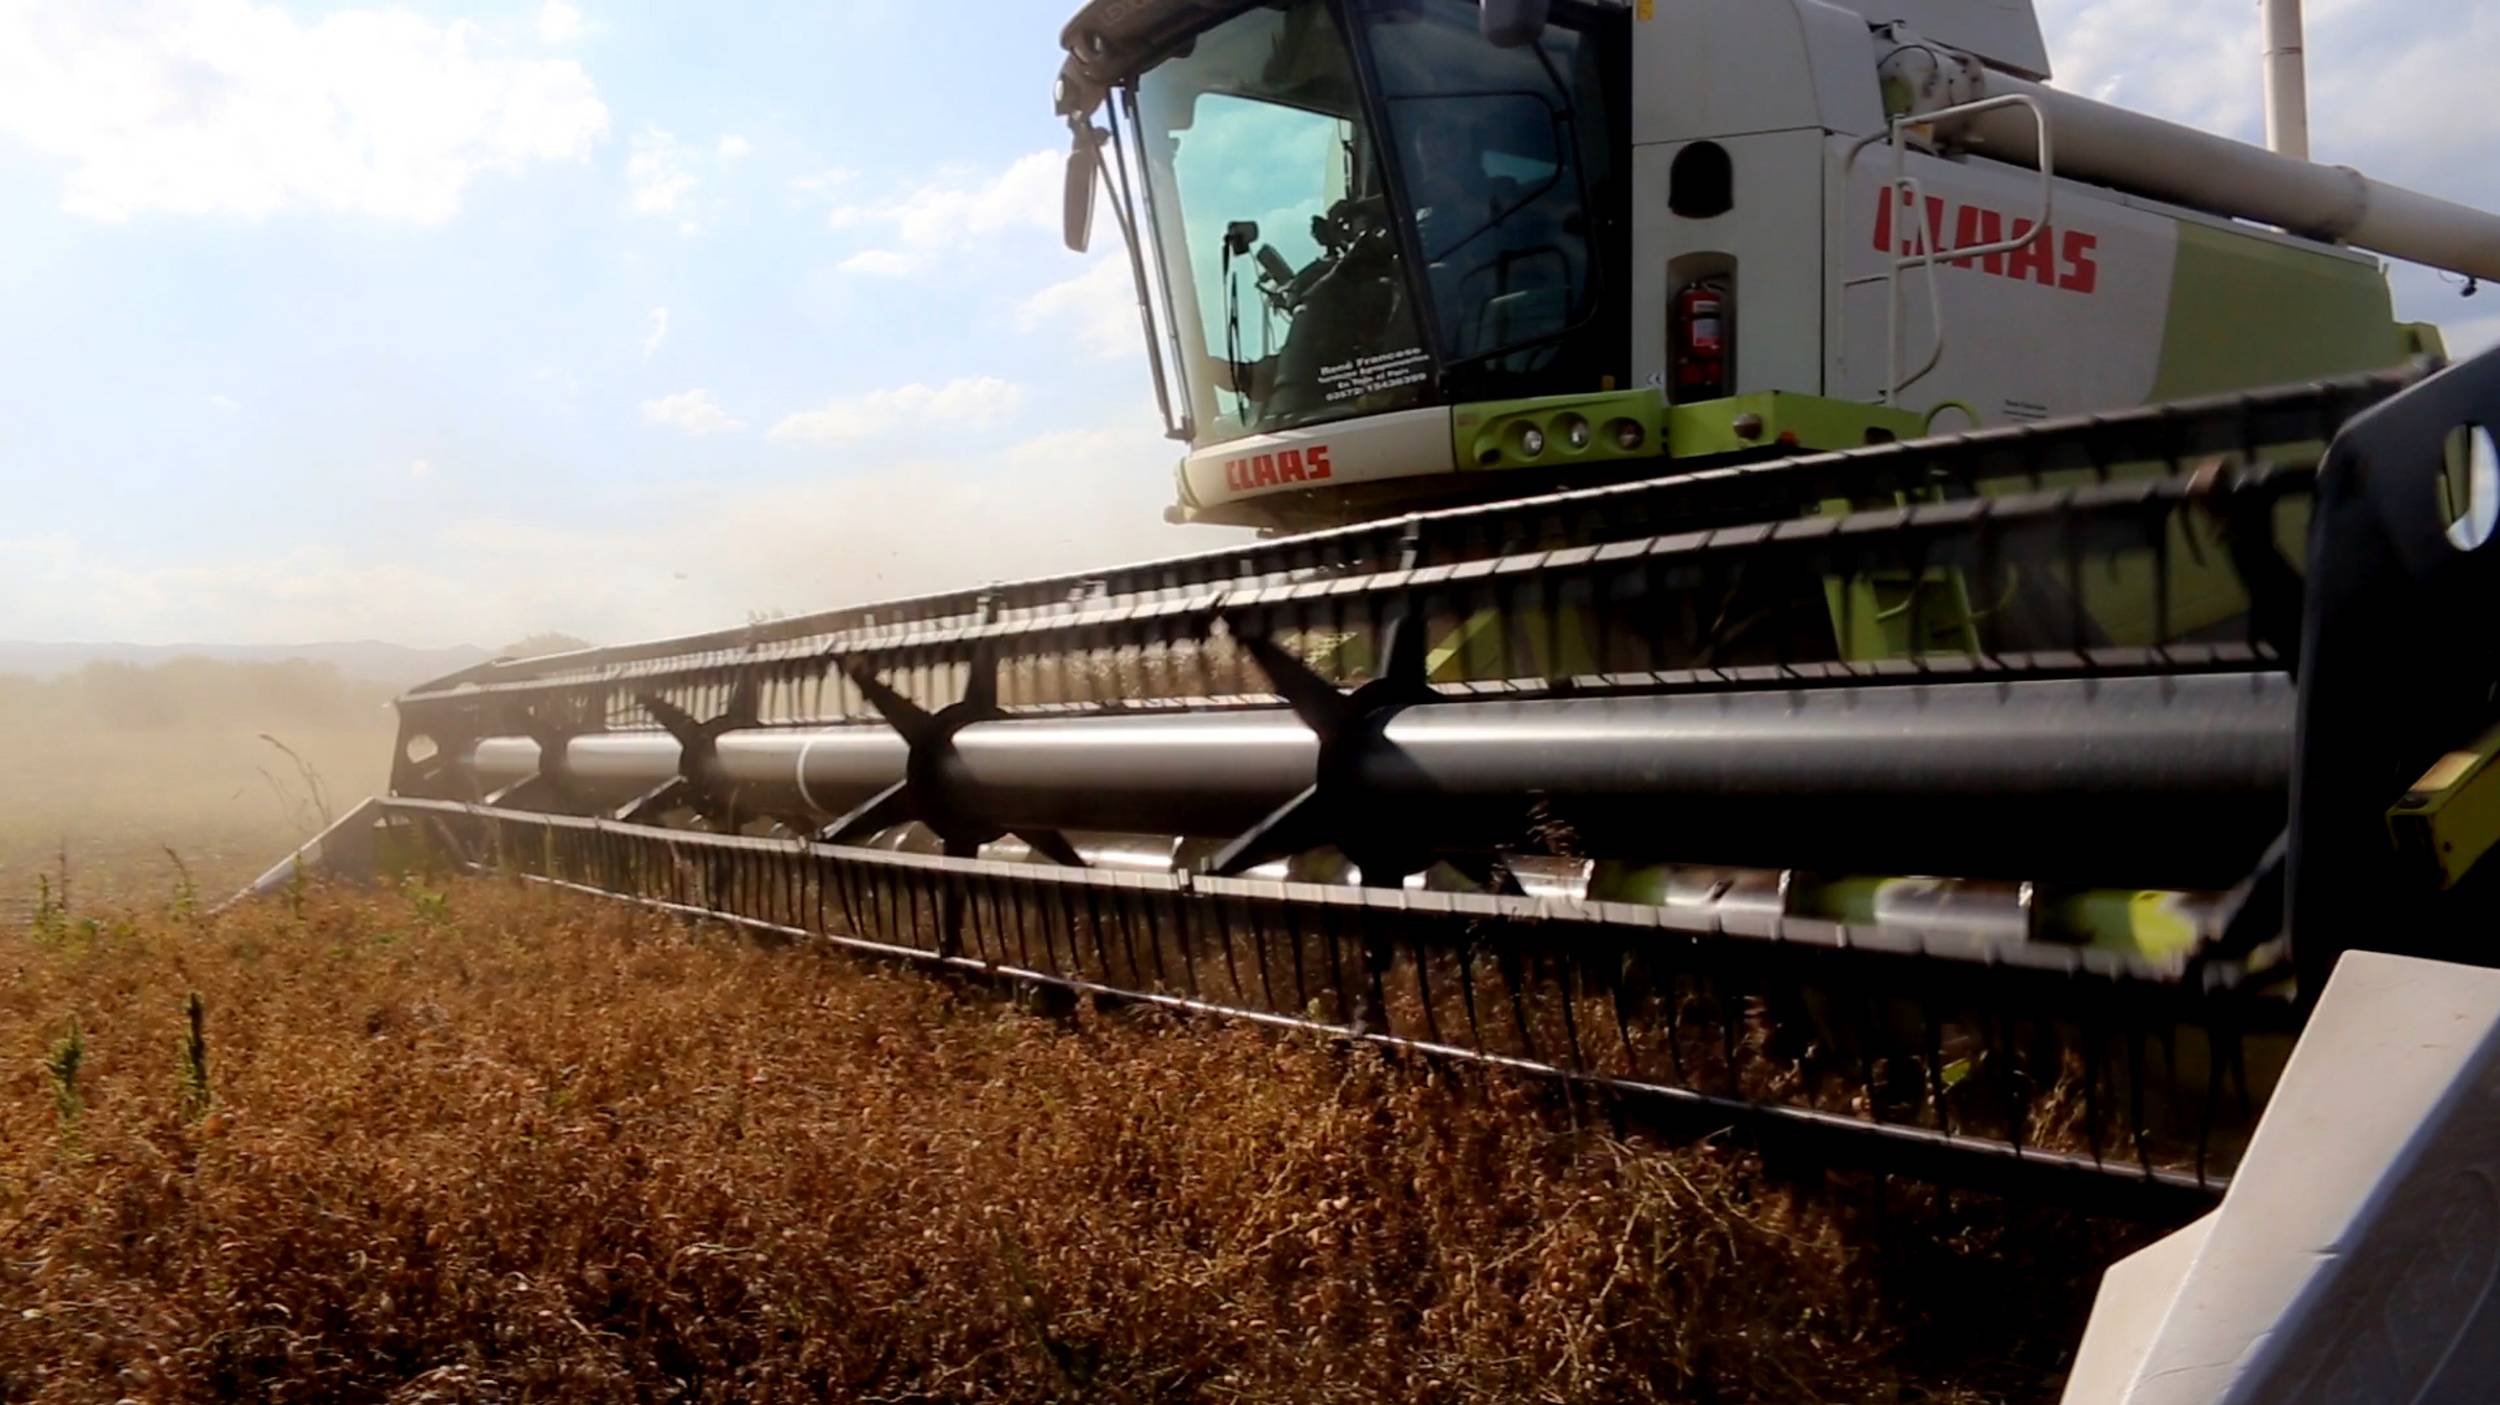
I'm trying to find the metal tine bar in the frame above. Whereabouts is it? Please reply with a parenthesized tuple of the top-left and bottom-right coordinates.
(1094, 879, 1130, 988)
(877, 859, 905, 951)
(813, 846, 830, 938)
(1995, 1008, 2028, 1159)
(1080, 880, 1116, 986)
(1853, 990, 1885, 1126)
(1606, 946, 1642, 1081)
(1498, 938, 1539, 1063)
(991, 868, 1025, 968)
(1659, 943, 1690, 1089)
(952, 867, 982, 963)
(1214, 893, 1249, 1006)
(1453, 933, 1488, 1055)
(2120, 1021, 2153, 1176)
(828, 848, 862, 942)
(1131, 882, 1167, 991)
(1010, 869, 1043, 971)
(1715, 967, 1746, 1101)
(1409, 916, 1445, 1048)
(1361, 919, 1392, 1036)
(1248, 898, 1280, 1014)
(1317, 899, 1354, 1028)
(881, 862, 909, 951)
(2032, 1011, 2070, 1162)
(1285, 901, 1313, 1015)
(891, 867, 916, 952)
(941, 868, 968, 960)
(1165, 884, 1200, 1000)
(1002, 866, 1036, 970)
(785, 835, 805, 925)
(1043, 877, 1076, 978)
(1553, 947, 1590, 1074)
(906, 864, 931, 955)
(1924, 992, 1955, 1138)
(958, 864, 992, 964)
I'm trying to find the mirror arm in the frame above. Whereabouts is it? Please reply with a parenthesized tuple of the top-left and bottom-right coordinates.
(1479, 0, 1550, 46)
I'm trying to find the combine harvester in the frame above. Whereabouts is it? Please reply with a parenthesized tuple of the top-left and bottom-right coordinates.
(259, 0, 2500, 1394)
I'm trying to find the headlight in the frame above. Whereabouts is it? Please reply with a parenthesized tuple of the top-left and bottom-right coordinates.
(1561, 415, 1590, 450)
(1613, 420, 1645, 451)
(1519, 426, 1547, 458)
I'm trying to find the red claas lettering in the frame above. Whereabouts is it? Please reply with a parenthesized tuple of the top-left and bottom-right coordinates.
(1875, 192, 2099, 296)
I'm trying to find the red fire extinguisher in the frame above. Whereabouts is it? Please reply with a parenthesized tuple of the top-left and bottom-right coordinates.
(1672, 279, 1731, 401)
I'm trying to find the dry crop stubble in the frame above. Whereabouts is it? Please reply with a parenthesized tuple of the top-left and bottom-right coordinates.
(1, 880, 2141, 1402)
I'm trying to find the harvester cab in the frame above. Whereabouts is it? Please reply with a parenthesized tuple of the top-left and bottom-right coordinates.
(1056, 0, 2498, 532)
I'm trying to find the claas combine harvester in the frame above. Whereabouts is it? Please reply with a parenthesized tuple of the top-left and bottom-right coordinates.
(259, 0, 2500, 1395)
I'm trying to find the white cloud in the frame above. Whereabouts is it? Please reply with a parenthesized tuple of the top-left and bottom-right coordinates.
(409, 458, 435, 479)
(642, 388, 743, 436)
(642, 306, 670, 358)
(835, 248, 918, 278)
(768, 377, 1024, 444)
(0, 0, 608, 224)
(1018, 256, 1139, 360)
(627, 126, 697, 218)
(790, 167, 856, 200)
(717, 134, 752, 160)
(536, 0, 585, 45)
(206, 393, 240, 413)
(826, 150, 1059, 276)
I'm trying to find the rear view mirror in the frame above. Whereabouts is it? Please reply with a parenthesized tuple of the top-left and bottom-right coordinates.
(1479, 0, 1549, 46)
(1064, 127, 1102, 253)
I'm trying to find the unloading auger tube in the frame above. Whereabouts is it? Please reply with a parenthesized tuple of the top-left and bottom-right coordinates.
(249, 351, 2500, 1224)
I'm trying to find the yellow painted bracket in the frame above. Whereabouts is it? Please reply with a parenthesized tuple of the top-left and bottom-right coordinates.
(2388, 720, 2500, 890)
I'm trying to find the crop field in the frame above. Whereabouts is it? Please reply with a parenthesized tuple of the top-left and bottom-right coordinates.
(0, 664, 2139, 1402)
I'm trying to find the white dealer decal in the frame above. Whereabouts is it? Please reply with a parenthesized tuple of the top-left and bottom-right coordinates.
(1316, 347, 1430, 405)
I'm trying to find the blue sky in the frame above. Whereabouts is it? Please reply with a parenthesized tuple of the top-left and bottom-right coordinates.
(0, 0, 2494, 647)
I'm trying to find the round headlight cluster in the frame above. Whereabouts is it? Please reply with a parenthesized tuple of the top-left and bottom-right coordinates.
(1475, 412, 1652, 468)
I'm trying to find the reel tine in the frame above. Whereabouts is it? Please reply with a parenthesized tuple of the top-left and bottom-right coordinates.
(1923, 992, 1954, 1137)
(1410, 917, 1446, 1049)
(1607, 946, 1642, 1080)
(1287, 903, 1313, 1017)
(1454, 931, 1487, 1054)
(1249, 899, 1280, 1015)
(1554, 947, 1589, 1074)
(1497, 938, 1538, 1063)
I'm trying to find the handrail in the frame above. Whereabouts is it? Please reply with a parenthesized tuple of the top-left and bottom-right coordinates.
(1839, 93, 2055, 407)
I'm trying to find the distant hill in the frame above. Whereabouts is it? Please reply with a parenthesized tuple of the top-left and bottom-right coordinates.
(0, 640, 495, 688)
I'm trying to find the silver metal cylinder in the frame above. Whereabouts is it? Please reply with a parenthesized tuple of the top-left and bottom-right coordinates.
(1952, 70, 2500, 282)
(451, 673, 2293, 887)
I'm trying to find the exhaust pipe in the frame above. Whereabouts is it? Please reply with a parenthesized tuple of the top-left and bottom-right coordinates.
(2261, 0, 2309, 161)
